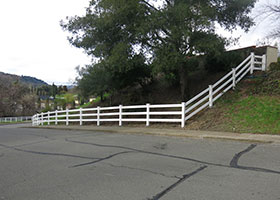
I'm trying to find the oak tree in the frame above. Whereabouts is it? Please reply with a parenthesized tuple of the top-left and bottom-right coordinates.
(62, 0, 257, 100)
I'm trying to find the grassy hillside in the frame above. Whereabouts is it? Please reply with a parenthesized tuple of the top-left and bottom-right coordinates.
(186, 68, 280, 134)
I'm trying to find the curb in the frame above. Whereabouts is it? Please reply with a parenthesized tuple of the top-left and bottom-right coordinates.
(26, 125, 280, 144)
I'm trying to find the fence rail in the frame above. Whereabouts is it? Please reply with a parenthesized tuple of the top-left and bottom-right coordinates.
(32, 103, 184, 127)
(32, 52, 266, 128)
(0, 116, 32, 123)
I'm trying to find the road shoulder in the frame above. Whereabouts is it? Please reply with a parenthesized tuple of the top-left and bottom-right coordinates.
(25, 125, 280, 144)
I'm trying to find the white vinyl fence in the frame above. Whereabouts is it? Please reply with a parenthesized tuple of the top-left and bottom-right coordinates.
(32, 103, 184, 127)
(32, 52, 266, 128)
(0, 116, 32, 123)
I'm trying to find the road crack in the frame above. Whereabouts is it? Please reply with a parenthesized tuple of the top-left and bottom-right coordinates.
(65, 138, 224, 166)
(105, 163, 180, 179)
(66, 139, 280, 175)
(0, 143, 99, 160)
(148, 165, 208, 200)
(11, 140, 52, 148)
(229, 144, 280, 174)
(69, 151, 134, 168)
(230, 144, 257, 167)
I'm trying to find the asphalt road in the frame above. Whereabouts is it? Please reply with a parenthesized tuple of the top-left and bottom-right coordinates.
(0, 124, 280, 200)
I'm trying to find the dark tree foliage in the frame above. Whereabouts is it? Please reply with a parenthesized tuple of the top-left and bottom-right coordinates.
(77, 63, 111, 101)
(62, 0, 151, 99)
(62, 0, 257, 101)
(205, 51, 245, 73)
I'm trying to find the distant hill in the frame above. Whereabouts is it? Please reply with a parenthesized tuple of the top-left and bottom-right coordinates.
(0, 71, 48, 87)
(20, 75, 48, 86)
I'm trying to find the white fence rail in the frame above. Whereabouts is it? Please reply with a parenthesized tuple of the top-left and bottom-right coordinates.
(184, 52, 266, 123)
(0, 116, 32, 123)
(32, 103, 184, 127)
(32, 52, 266, 128)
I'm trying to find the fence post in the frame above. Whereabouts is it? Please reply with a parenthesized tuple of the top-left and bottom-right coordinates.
(209, 85, 213, 108)
(232, 68, 236, 90)
(146, 103, 150, 126)
(250, 52, 255, 74)
(80, 108, 83, 126)
(66, 109, 69, 126)
(119, 105, 122, 126)
(40, 113, 43, 125)
(55, 110, 58, 125)
(181, 102, 186, 128)
(47, 111, 50, 125)
(97, 106, 100, 126)
(262, 54, 266, 71)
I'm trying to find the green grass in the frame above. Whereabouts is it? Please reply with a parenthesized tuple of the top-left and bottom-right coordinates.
(227, 96, 280, 134)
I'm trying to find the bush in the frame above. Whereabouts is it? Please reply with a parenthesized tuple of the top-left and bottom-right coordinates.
(205, 51, 245, 73)
(41, 105, 52, 113)
(269, 62, 280, 71)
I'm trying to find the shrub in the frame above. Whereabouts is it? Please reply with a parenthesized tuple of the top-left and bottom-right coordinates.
(269, 62, 280, 71)
(205, 51, 245, 73)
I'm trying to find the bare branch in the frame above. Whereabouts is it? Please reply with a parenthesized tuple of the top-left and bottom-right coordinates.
(140, 0, 159, 11)
(256, 0, 280, 38)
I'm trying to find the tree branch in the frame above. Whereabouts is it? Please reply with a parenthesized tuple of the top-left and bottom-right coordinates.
(140, 0, 159, 11)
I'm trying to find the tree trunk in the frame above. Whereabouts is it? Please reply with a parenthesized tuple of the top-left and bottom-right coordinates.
(100, 91, 104, 102)
(179, 66, 190, 101)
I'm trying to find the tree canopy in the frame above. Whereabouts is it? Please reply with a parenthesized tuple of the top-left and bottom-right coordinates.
(62, 0, 257, 101)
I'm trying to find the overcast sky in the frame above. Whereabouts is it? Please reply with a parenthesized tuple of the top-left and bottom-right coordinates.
(0, 0, 277, 85)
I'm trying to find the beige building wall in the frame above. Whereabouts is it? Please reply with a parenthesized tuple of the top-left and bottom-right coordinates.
(266, 46, 278, 69)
